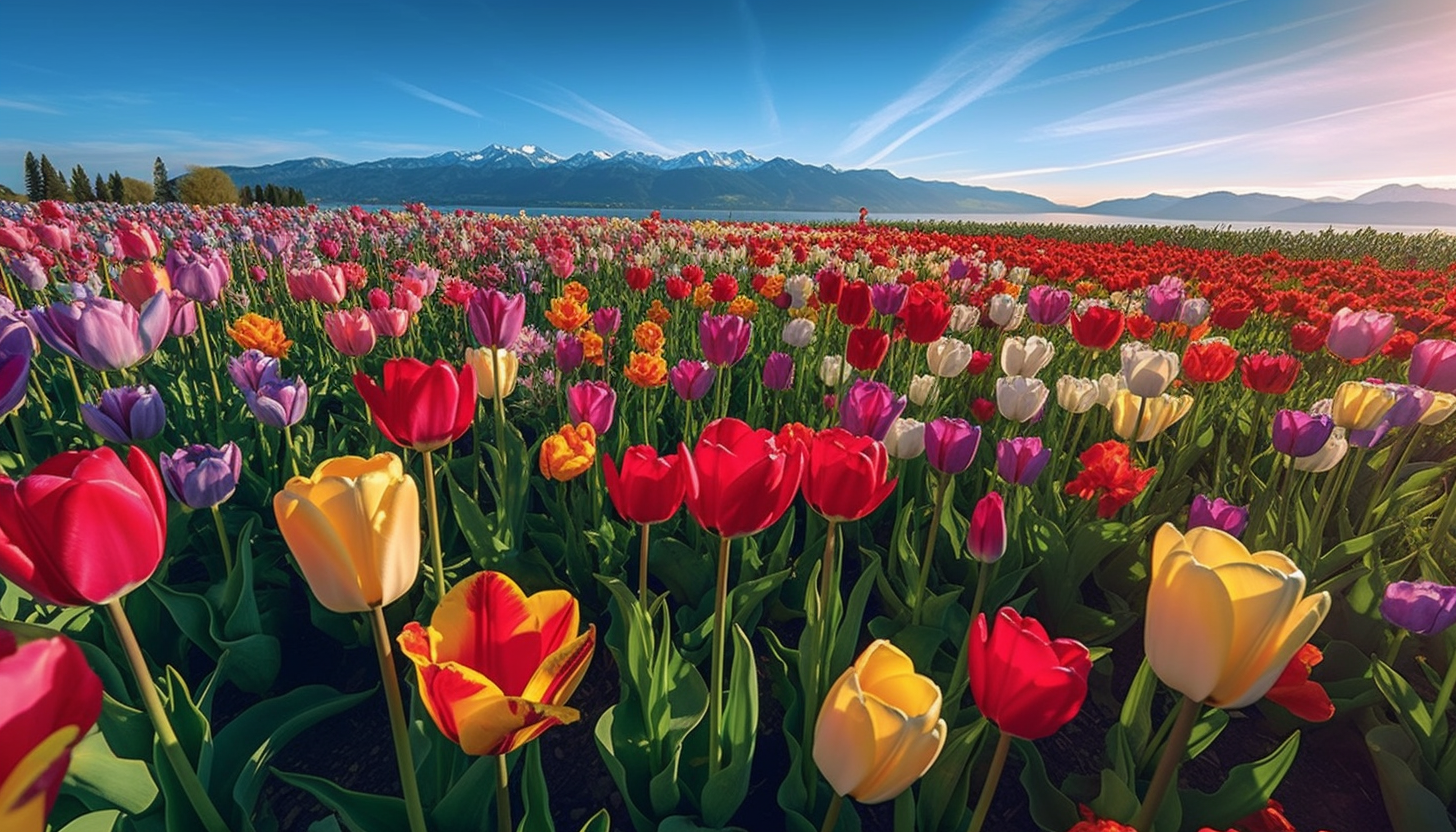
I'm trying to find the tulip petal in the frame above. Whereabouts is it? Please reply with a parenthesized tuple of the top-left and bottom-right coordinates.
(1221, 591, 1331, 709)
(521, 626, 596, 707)
(852, 687, 944, 804)
(274, 488, 373, 613)
(1205, 560, 1304, 706)
(812, 669, 879, 798)
(1146, 550, 1233, 702)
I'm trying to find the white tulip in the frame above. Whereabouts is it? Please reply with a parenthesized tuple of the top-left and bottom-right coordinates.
(926, 336, 974, 378)
(1056, 375, 1100, 414)
(1000, 335, 1055, 378)
(884, 418, 926, 459)
(995, 376, 1048, 423)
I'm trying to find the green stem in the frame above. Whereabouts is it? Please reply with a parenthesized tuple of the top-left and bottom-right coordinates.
(1360, 424, 1422, 535)
(1434, 477, 1456, 559)
(491, 346, 510, 515)
(65, 356, 86, 408)
(912, 471, 951, 625)
(210, 506, 234, 575)
(368, 605, 429, 832)
(195, 309, 225, 425)
(495, 753, 511, 832)
(818, 518, 839, 623)
(1132, 695, 1200, 832)
(970, 559, 992, 618)
(1429, 632, 1456, 723)
(1235, 394, 1266, 499)
(282, 424, 301, 478)
(1383, 629, 1408, 669)
(709, 534, 731, 778)
(1305, 451, 1352, 565)
(105, 599, 233, 832)
(9, 411, 31, 464)
(967, 731, 1013, 832)
(638, 523, 651, 610)
(818, 791, 844, 832)
(422, 450, 447, 601)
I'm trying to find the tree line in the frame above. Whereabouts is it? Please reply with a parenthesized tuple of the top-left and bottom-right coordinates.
(12, 152, 305, 207)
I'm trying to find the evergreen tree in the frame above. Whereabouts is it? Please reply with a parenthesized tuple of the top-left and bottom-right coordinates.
(153, 157, 176, 202)
(24, 152, 43, 201)
(241, 185, 254, 205)
(264, 183, 280, 205)
(108, 171, 125, 203)
(94, 173, 111, 202)
(70, 165, 95, 202)
(39, 155, 70, 201)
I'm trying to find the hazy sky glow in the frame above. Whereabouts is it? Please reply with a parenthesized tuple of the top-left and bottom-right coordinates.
(3, 0, 1454, 205)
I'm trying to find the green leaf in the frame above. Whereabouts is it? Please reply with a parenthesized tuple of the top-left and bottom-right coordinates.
(63, 730, 159, 814)
(1089, 768, 1141, 828)
(1372, 658, 1441, 762)
(271, 769, 409, 832)
(153, 667, 216, 832)
(700, 626, 759, 828)
(1015, 739, 1080, 832)
(518, 743, 556, 832)
(147, 550, 280, 694)
(915, 720, 986, 832)
(1313, 527, 1399, 582)
(575, 810, 612, 832)
(97, 692, 153, 761)
(1119, 658, 1157, 759)
(1178, 731, 1300, 832)
(432, 755, 499, 832)
(1365, 724, 1456, 832)
(56, 810, 124, 832)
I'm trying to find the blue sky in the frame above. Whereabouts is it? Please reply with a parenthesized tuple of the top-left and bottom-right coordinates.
(3, 0, 1453, 205)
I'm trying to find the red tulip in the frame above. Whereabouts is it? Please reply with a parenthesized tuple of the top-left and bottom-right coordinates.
(967, 492, 1006, 563)
(846, 326, 890, 371)
(802, 428, 897, 522)
(966, 607, 1091, 740)
(1262, 643, 1334, 722)
(354, 358, 476, 452)
(900, 283, 951, 344)
(1289, 323, 1327, 354)
(1239, 352, 1301, 395)
(1210, 292, 1255, 330)
(1182, 340, 1238, 384)
(1126, 313, 1155, 341)
(1069, 306, 1124, 351)
(837, 281, 873, 327)
(685, 418, 804, 539)
(602, 444, 699, 526)
(817, 268, 844, 305)
(0, 446, 166, 606)
(0, 631, 103, 826)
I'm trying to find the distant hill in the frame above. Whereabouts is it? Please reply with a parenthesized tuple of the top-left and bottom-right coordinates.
(1077, 185, 1456, 226)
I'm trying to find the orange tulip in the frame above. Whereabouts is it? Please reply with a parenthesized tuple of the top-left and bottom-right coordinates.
(624, 352, 667, 388)
(398, 571, 595, 755)
(540, 423, 597, 481)
(545, 297, 590, 332)
(227, 312, 293, 358)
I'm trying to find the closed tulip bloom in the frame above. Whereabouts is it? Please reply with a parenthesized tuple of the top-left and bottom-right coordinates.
(355, 358, 476, 452)
(1145, 524, 1330, 708)
(884, 418, 926, 459)
(31, 292, 169, 372)
(1000, 335, 1055, 377)
(1382, 384, 1435, 430)
(1056, 375, 1100, 414)
(1144, 279, 1184, 323)
(0, 446, 166, 606)
(967, 493, 1007, 563)
(592, 306, 621, 337)
(1026, 284, 1072, 326)
(686, 418, 804, 538)
(1, 321, 34, 417)
(781, 317, 816, 349)
(995, 376, 1049, 423)
(1270, 410, 1335, 457)
(803, 428, 897, 522)
(947, 304, 979, 332)
(1420, 391, 1456, 425)
(908, 374, 938, 407)
(926, 336, 974, 378)
(669, 359, 715, 402)
(227, 348, 280, 394)
(1380, 580, 1456, 636)
(287, 265, 347, 304)
(1110, 389, 1194, 442)
(555, 333, 584, 373)
(1326, 307, 1396, 362)
(0, 632, 103, 832)
(467, 288, 526, 350)
(540, 423, 598, 482)
(839, 379, 907, 441)
(1293, 426, 1348, 472)
(1409, 339, 1456, 393)
(1120, 346, 1180, 397)
(1096, 373, 1126, 409)
(813, 640, 946, 804)
(818, 355, 852, 387)
(159, 442, 242, 510)
(1240, 352, 1301, 395)
(112, 261, 171, 309)
(398, 571, 595, 756)
(603, 444, 698, 525)
(1178, 298, 1211, 327)
(366, 307, 411, 339)
(846, 327, 890, 371)
(567, 380, 617, 435)
(996, 437, 1051, 486)
(967, 608, 1091, 739)
(1188, 495, 1250, 538)
(464, 347, 519, 400)
(923, 417, 980, 474)
(165, 246, 230, 306)
(247, 376, 309, 430)
(273, 454, 420, 613)
(1069, 305, 1125, 351)
(5, 253, 47, 291)
(837, 280, 873, 327)
(699, 312, 752, 367)
(81, 384, 166, 443)
(871, 283, 907, 316)
(987, 294, 1021, 328)
(1331, 380, 1398, 430)
(323, 308, 377, 357)
(762, 351, 795, 391)
(114, 217, 161, 260)
(1182, 340, 1238, 384)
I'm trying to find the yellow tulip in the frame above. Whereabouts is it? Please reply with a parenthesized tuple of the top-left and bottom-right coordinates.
(1110, 389, 1194, 442)
(464, 347, 519, 399)
(539, 423, 597, 482)
(1419, 391, 1456, 426)
(273, 454, 420, 613)
(1330, 380, 1397, 430)
(812, 640, 946, 804)
(1145, 524, 1329, 708)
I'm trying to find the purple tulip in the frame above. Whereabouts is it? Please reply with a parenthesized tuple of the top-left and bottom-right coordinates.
(1409, 339, 1456, 394)
(1026, 285, 1072, 326)
(1326, 307, 1396, 362)
(554, 333, 584, 374)
(1384, 385, 1435, 430)
(467, 288, 526, 350)
(228, 349, 281, 394)
(1381, 580, 1456, 636)
(870, 283, 907, 316)
(159, 442, 242, 510)
(5, 253, 48, 290)
(946, 257, 971, 282)
(923, 417, 981, 474)
(1144, 277, 1185, 323)
(592, 306, 621, 336)
(1, 319, 33, 416)
(80, 384, 166, 443)
(669, 360, 715, 402)
(699, 312, 752, 367)
(838, 379, 907, 441)
(165, 246, 230, 306)
(167, 291, 198, 338)
(566, 380, 616, 435)
(762, 351, 794, 391)
(30, 291, 169, 372)
(996, 436, 1051, 486)
(1188, 495, 1250, 538)
(1271, 410, 1335, 458)
(246, 376, 308, 429)
(1178, 298, 1210, 327)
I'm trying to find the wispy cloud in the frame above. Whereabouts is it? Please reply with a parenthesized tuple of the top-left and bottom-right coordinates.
(386, 77, 482, 119)
(0, 97, 61, 115)
(838, 0, 1138, 169)
(736, 0, 779, 135)
(506, 85, 676, 156)
(1069, 0, 1255, 45)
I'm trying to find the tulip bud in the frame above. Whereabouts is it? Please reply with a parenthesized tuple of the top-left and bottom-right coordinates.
(1056, 375, 1100, 414)
(1331, 380, 1397, 430)
(1188, 495, 1249, 538)
(1110, 389, 1194, 442)
(1380, 580, 1456, 636)
(669, 359, 715, 402)
(1409, 339, 1456, 394)
(926, 336, 973, 378)
(884, 418, 925, 459)
(1096, 373, 1127, 409)
(465, 347, 519, 400)
(923, 417, 980, 474)
(159, 442, 243, 510)
(1293, 426, 1348, 472)
(1000, 335, 1055, 378)
(967, 493, 1006, 563)
(987, 294, 1021, 328)
(782, 317, 816, 349)
(1420, 391, 1456, 425)
(819, 355, 851, 387)
(567, 380, 617, 435)
(1120, 345, 1180, 398)
(995, 376, 1048, 423)
(996, 437, 1050, 486)
(908, 374, 938, 407)
(80, 384, 166, 443)
(947, 304, 979, 332)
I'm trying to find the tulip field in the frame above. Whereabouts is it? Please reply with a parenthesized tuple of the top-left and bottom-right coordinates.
(4, 199, 1456, 832)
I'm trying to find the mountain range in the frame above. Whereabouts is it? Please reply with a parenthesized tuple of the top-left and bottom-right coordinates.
(219, 145, 1456, 226)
